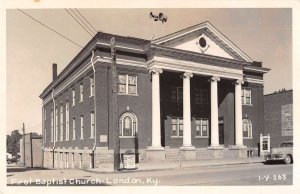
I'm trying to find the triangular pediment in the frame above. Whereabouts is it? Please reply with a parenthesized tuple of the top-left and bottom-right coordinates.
(152, 21, 253, 62)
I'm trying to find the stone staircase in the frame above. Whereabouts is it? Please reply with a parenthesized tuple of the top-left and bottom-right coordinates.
(165, 149, 180, 161)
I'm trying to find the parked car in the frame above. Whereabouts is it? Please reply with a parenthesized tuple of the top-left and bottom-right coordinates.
(266, 141, 293, 164)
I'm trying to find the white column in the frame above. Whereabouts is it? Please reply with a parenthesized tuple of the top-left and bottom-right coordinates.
(181, 72, 194, 149)
(149, 68, 163, 149)
(234, 79, 245, 147)
(209, 76, 220, 147)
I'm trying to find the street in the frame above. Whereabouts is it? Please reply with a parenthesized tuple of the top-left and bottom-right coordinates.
(7, 162, 292, 186)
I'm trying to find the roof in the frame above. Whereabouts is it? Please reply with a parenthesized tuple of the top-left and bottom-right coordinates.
(40, 21, 269, 99)
(40, 32, 150, 99)
(264, 89, 293, 97)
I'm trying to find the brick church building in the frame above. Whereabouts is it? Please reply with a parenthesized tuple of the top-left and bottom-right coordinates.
(40, 21, 269, 169)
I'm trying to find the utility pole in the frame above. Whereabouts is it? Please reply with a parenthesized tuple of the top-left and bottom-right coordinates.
(22, 123, 25, 166)
(111, 37, 120, 171)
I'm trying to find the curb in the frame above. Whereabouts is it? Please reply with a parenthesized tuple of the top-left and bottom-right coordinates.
(81, 160, 265, 174)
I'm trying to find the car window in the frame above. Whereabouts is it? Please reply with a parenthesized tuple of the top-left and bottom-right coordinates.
(286, 143, 293, 147)
(280, 143, 286, 147)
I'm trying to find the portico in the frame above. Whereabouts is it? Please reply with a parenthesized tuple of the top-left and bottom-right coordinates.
(146, 53, 247, 160)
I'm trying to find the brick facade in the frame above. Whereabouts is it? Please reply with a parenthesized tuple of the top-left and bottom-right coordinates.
(40, 22, 269, 169)
(264, 90, 293, 147)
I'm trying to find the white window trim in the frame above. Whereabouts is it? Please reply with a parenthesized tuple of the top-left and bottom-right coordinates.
(242, 119, 253, 139)
(242, 89, 252, 106)
(80, 116, 84, 139)
(65, 101, 70, 141)
(80, 83, 84, 102)
(195, 118, 209, 138)
(90, 76, 95, 97)
(171, 117, 184, 138)
(90, 112, 95, 138)
(72, 89, 76, 106)
(55, 107, 58, 142)
(60, 105, 64, 141)
(119, 112, 138, 137)
(72, 118, 76, 140)
(118, 74, 138, 95)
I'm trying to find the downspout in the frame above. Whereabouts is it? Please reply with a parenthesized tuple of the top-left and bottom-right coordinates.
(91, 50, 97, 168)
(52, 89, 56, 168)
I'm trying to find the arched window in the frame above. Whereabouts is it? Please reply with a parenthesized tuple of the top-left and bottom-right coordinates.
(242, 119, 252, 138)
(119, 112, 137, 137)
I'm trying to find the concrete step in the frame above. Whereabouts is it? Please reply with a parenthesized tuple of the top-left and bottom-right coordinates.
(165, 149, 180, 160)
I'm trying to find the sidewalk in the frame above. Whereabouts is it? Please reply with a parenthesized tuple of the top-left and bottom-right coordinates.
(85, 157, 265, 174)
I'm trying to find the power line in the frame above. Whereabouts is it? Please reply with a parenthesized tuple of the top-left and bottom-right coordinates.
(74, 9, 98, 34)
(71, 9, 96, 35)
(17, 9, 83, 48)
(65, 8, 94, 37)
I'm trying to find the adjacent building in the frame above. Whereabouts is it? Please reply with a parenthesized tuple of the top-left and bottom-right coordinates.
(40, 21, 269, 169)
(264, 89, 293, 148)
(19, 133, 43, 168)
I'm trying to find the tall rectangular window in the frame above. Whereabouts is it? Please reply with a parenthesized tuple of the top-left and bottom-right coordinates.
(51, 109, 54, 142)
(72, 88, 76, 106)
(60, 105, 64, 141)
(55, 107, 58, 142)
(72, 118, 76, 140)
(80, 83, 83, 102)
(118, 74, 137, 95)
(90, 112, 95, 138)
(80, 116, 84, 139)
(44, 128, 47, 143)
(195, 118, 209, 137)
(242, 89, 252, 105)
(194, 89, 208, 104)
(170, 87, 183, 102)
(90, 76, 94, 97)
(171, 118, 183, 137)
(65, 101, 70, 141)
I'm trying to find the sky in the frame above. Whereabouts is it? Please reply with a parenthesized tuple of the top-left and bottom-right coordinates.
(6, 8, 292, 134)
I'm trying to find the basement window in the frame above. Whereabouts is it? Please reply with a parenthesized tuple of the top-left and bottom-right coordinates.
(171, 118, 183, 137)
(195, 118, 209, 138)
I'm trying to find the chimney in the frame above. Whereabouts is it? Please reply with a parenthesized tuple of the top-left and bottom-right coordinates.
(52, 63, 57, 81)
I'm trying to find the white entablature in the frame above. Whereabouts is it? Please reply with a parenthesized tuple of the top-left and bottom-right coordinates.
(147, 56, 244, 80)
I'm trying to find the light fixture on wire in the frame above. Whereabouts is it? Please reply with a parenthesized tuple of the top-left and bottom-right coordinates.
(149, 12, 168, 23)
(149, 12, 168, 40)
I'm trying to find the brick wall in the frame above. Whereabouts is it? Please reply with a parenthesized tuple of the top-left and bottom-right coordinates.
(264, 90, 293, 147)
(242, 83, 264, 148)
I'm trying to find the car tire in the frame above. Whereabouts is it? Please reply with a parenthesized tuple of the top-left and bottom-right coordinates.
(284, 155, 292, 164)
